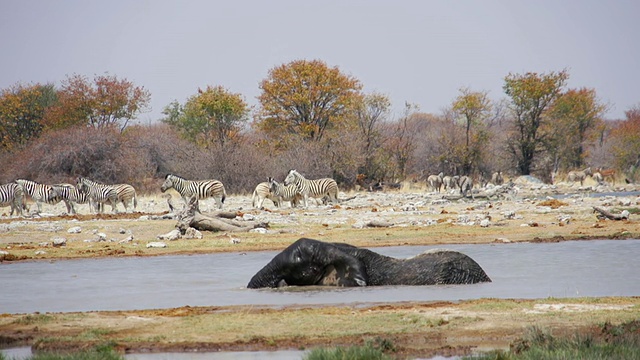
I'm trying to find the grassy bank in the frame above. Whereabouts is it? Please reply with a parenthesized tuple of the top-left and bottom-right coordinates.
(1, 298, 639, 358)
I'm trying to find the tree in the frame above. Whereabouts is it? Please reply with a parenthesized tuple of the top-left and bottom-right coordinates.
(450, 88, 492, 174)
(383, 103, 420, 180)
(503, 70, 569, 175)
(354, 92, 391, 180)
(546, 88, 607, 169)
(256, 59, 362, 142)
(610, 104, 640, 179)
(0, 83, 57, 151)
(44, 74, 150, 131)
(162, 85, 250, 148)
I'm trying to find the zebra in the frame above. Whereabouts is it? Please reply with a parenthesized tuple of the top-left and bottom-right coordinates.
(457, 175, 474, 199)
(427, 172, 444, 192)
(160, 174, 226, 209)
(0, 182, 26, 216)
(283, 169, 338, 207)
(15, 179, 66, 214)
(268, 177, 302, 208)
(252, 182, 277, 209)
(112, 184, 137, 212)
(442, 175, 456, 191)
(567, 167, 593, 186)
(92, 183, 138, 213)
(52, 183, 90, 215)
(76, 177, 118, 213)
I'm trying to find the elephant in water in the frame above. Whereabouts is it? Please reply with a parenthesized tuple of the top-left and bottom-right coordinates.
(247, 238, 491, 288)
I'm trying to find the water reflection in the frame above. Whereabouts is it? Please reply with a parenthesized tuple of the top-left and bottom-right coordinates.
(1, 240, 639, 314)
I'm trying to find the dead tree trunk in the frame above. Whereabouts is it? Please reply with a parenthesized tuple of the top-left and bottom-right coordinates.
(592, 206, 630, 220)
(175, 197, 268, 233)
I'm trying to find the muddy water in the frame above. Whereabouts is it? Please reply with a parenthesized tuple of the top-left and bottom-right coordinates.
(1, 240, 639, 314)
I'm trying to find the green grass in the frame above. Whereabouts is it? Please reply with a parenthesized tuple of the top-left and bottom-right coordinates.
(465, 320, 640, 360)
(304, 338, 395, 360)
(0, 345, 124, 360)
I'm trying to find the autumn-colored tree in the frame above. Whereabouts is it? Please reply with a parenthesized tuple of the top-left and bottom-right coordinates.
(382, 103, 420, 180)
(256, 59, 362, 142)
(503, 70, 569, 175)
(354, 92, 391, 180)
(546, 87, 607, 170)
(0, 83, 57, 151)
(44, 74, 150, 131)
(162, 85, 250, 148)
(610, 104, 640, 179)
(450, 88, 492, 174)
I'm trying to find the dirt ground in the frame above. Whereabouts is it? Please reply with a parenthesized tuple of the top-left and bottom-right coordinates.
(1, 177, 639, 358)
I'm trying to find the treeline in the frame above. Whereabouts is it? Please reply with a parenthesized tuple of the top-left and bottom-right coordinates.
(1, 61, 639, 194)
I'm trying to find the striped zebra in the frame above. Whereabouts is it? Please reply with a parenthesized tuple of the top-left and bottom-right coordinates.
(15, 179, 66, 214)
(252, 182, 276, 209)
(457, 175, 474, 199)
(0, 182, 26, 216)
(268, 177, 302, 208)
(160, 174, 226, 209)
(112, 183, 137, 212)
(76, 177, 118, 213)
(93, 183, 138, 213)
(52, 183, 90, 215)
(283, 169, 338, 207)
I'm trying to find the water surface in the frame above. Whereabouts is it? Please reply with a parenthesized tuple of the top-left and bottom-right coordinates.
(1, 240, 638, 314)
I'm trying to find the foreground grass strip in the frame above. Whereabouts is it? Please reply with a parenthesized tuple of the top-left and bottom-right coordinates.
(0, 347, 124, 360)
(465, 320, 640, 360)
(304, 344, 392, 360)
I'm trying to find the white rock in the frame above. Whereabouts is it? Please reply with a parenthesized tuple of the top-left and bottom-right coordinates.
(242, 213, 256, 221)
(157, 229, 181, 241)
(67, 226, 82, 234)
(250, 227, 268, 234)
(52, 237, 67, 247)
(619, 198, 632, 206)
(0, 250, 9, 255)
(97, 233, 107, 241)
(479, 219, 490, 227)
(119, 235, 134, 243)
(146, 242, 167, 248)
(35, 250, 47, 255)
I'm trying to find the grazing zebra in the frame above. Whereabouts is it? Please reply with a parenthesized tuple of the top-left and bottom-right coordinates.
(442, 175, 456, 191)
(52, 183, 90, 215)
(76, 177, 118, 213)
(457, 175, 474, 199)
(112, 184, 137, 212)
(567, 167, 592, 186)
(427, 172, 444, 192)
(0, 182, 26, 216)
(268, 177, 302, 208)
(160, 174, 226, 209)
(15, 179, 65, 213)
(283, 169, 338, 207)
(252, 182, 277, 209)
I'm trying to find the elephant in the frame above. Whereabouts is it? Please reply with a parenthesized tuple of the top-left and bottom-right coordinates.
(247, 238, 491, 288)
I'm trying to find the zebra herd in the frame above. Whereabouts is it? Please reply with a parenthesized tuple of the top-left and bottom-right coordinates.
(252, 170, 339, 210)
(426, 172, 504, 199)
(0, 170, 340, 217)
(0, 177, 137, 217)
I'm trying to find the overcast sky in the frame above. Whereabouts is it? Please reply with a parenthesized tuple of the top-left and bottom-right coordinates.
(1, 0, 638, 123)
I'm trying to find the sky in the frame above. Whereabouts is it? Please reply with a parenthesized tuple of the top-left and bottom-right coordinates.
(1, 0, 638, 124)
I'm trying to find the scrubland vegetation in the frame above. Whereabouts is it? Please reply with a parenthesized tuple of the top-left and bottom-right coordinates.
(1, 61, 639, 195)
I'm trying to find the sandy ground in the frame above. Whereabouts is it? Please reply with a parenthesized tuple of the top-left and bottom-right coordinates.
(0, 177, 639, 358)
